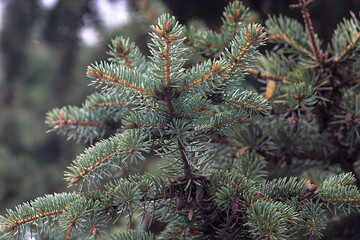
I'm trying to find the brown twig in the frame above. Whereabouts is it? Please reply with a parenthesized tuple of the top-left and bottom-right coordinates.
(70, 150, 122, 184)
(214, 116, 248, 130)
(268, 33, 313, 57)
(245, 68, 285, 81)
(223, 27, 264, 83)
(185, 106, 207, 118)
(89, 101, 129, 108)
(52, 119, 106, 129)
(335, 31, 360, 63)
(224, 98, 269, 114)
(178, 141, 195, 180)
(298, 0, 323, 64)
(87, 70, 153, 96)
(64, 223, 73, 240)
(112, 43, 135, 71)
(2, 209, 64, 232)
(180, 64, 227, 93)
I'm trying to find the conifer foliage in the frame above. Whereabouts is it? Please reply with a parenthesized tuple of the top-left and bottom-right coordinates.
(1, 1, 360, 239)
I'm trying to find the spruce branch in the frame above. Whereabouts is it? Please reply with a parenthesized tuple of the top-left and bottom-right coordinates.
(316, 173, 360, 213)
(266, 15, 313, 56)
(46, 106, 110, 143)
(299, 200, 326, 238)
(329, 12, 360, 64)
(1, 193, 77, 234)
(245, 68, 285, 82)
(183, 1, 251, 57)
(336, 31, 360, 63)
(136, 0, 169, 25)
(149, 14, 185, 88)
(297, 0, 323, 64)
(246, 200, 299, 240)
(65, 130, 151, 186)
(231, 152, 267, 182)
(87, 61, 154, 96)
(180, 60, 227, 93)
(108, 230, 155, 240)
(6, 1, 360, 239)
(222, 23, 266, 84)
(107, 36, 149, 74)
(123, 109, 168, 130)
(223, 89, 272, 115)
(222, 0, 250, 41)
(205, 110, 249, 135)
(49, 111, 105, 129)
(85, 91, 158, 111)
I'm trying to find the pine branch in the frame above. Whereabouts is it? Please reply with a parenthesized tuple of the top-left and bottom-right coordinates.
(222, 1, 250, 42)
(245, 68, 285, 82)
(299, 200, 326, 238)
(87, 61, 154, 96)
(136, 0, 169, 25)
(123, 109, 168, 134)
(108, 230, 155, 240)
(1, 193, 77, 233)
(298, 0, 323, 64)
(329, 12, 360, 63)
(180, 60, 227, 93)
(46, 106, 110, 143)
(107, 36, 149, 74)
(183, 1, 251, 56)
(266, 15, 313, 56)
(6, 1, 360, 239)
(222, 24, 266, 84)
(336, 31, 360, 63)
(259, 177, 309, 200)
(65, 130, 151, 186)
(223, 89, 272, 115)
(205, 110, 249, 135)
(316, 173, 360, 212)
(149, 15, 185, 87)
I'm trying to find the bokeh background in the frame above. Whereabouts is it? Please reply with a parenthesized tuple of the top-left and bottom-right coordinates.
(0, 0, 359, 236)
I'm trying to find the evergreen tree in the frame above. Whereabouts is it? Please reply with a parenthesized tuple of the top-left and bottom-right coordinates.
(1, 1, 360, 239)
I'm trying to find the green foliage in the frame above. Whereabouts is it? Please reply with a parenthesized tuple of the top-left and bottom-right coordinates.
(266, 14, 315, 55)
(2, 1, 360, 240)
(259, 177, 309, 200)
(108, 230, 155, 240)
(299, 201, 326, 239)
(232, 152, 267, 182)
(329, 14, 360, 61)
(246, 200, 299, 240)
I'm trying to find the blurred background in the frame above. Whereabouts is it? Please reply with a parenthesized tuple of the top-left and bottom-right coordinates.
(0, 0, 359, 228)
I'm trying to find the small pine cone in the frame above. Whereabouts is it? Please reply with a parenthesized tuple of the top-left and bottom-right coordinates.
(337, 125, 345, 141)
(231, 197, 240, 214)
(304, 109, 313, 122)
(316, 107, 327, 133)
(306, 183, 317, 192)
(254, 192, 267, 201)
(301, 199, 308, 209)
(195, 184, 204, 206)
(177, 194, 187, 210)
(290, 111, 299, 133)
(345, 113, 353, 130)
